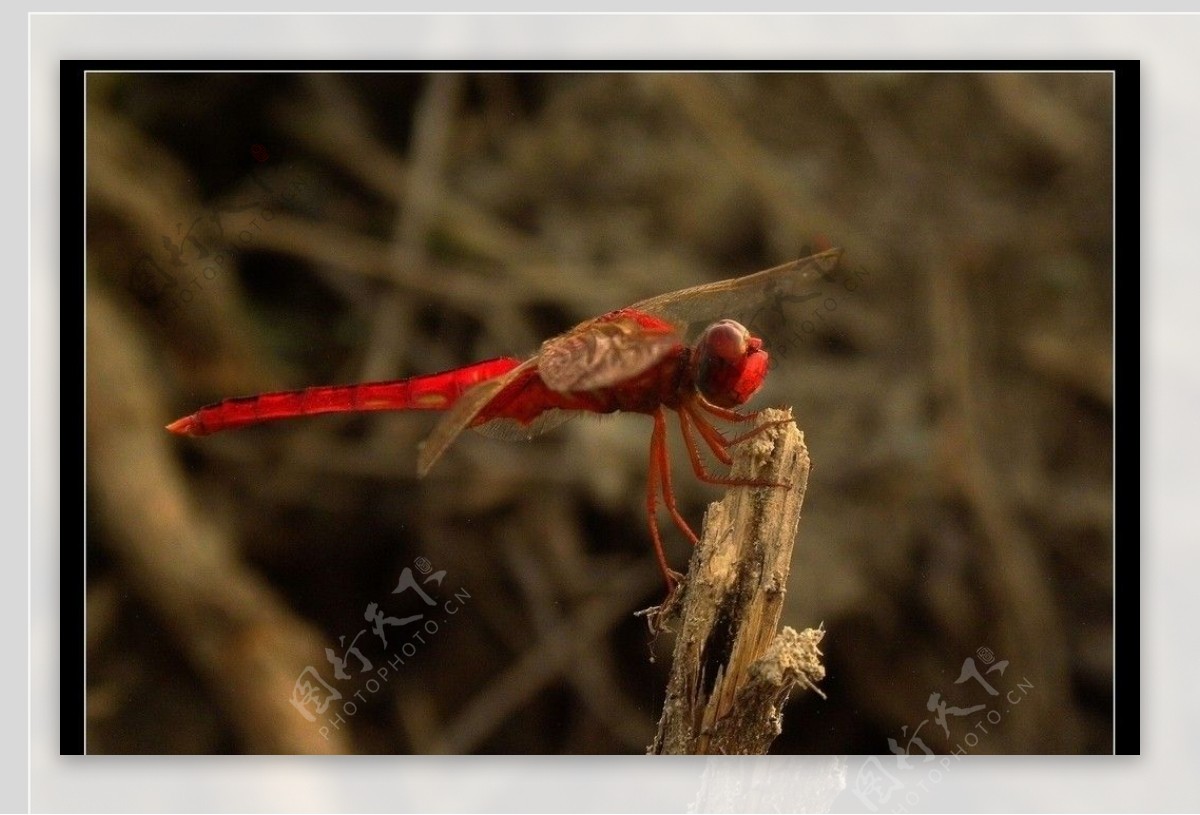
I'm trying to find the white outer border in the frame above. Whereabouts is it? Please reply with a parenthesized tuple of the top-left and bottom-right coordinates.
(26, 11, 1194, 815)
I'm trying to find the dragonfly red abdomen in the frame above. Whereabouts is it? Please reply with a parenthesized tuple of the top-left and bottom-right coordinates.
(166, 356, 523, 436)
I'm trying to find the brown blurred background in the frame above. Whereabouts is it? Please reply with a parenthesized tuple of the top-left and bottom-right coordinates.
(84, 71, 1113, 755)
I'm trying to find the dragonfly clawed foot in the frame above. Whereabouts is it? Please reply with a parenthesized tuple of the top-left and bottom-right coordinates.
(762, 478, 794, 491)
(636, 570, 686, 637)
(665, 566, 685, 589)
(712, 474, 793, 492)
(725, 416, 796, 448)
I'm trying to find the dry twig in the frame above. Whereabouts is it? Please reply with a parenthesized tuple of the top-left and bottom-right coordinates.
(651, 409, 825, 755)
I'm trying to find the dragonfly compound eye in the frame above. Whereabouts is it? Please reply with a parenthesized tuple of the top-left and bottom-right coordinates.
(701, 320, 750, 361)
(693, 320, 768, 408)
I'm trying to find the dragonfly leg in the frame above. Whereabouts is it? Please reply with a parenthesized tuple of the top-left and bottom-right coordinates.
(647, 408, 687, 589)
(653, 408, 701, 548)
(680, 401, 790, 490)
(680, 403, 732, 469)
(726, 417, 797, 448)
(695, 396, 797, 447)
(697, 398, 761, 424)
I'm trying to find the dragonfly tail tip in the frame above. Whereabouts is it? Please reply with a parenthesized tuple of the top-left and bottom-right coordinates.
(165, 415, 199, 436)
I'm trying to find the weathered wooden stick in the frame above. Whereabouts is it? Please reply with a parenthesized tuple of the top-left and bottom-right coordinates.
(650, 408, 825, 755)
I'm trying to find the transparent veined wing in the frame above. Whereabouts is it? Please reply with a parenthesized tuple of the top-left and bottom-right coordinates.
(470, 409, 577, 442)
(416, 359, 538, 476)
(629, 248, 844, 331)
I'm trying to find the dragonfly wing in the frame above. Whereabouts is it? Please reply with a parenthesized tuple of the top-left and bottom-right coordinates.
(471, 409, 576, 442)
(416, 359, 536, 476)
(629, 248, 844, 329)
(538, 313, 682, 392)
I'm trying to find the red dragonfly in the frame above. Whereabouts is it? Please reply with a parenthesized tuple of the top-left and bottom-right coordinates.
(168, 249, 843, 589)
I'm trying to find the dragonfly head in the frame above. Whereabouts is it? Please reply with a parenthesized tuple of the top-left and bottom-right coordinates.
(691, 319, 769, 408)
